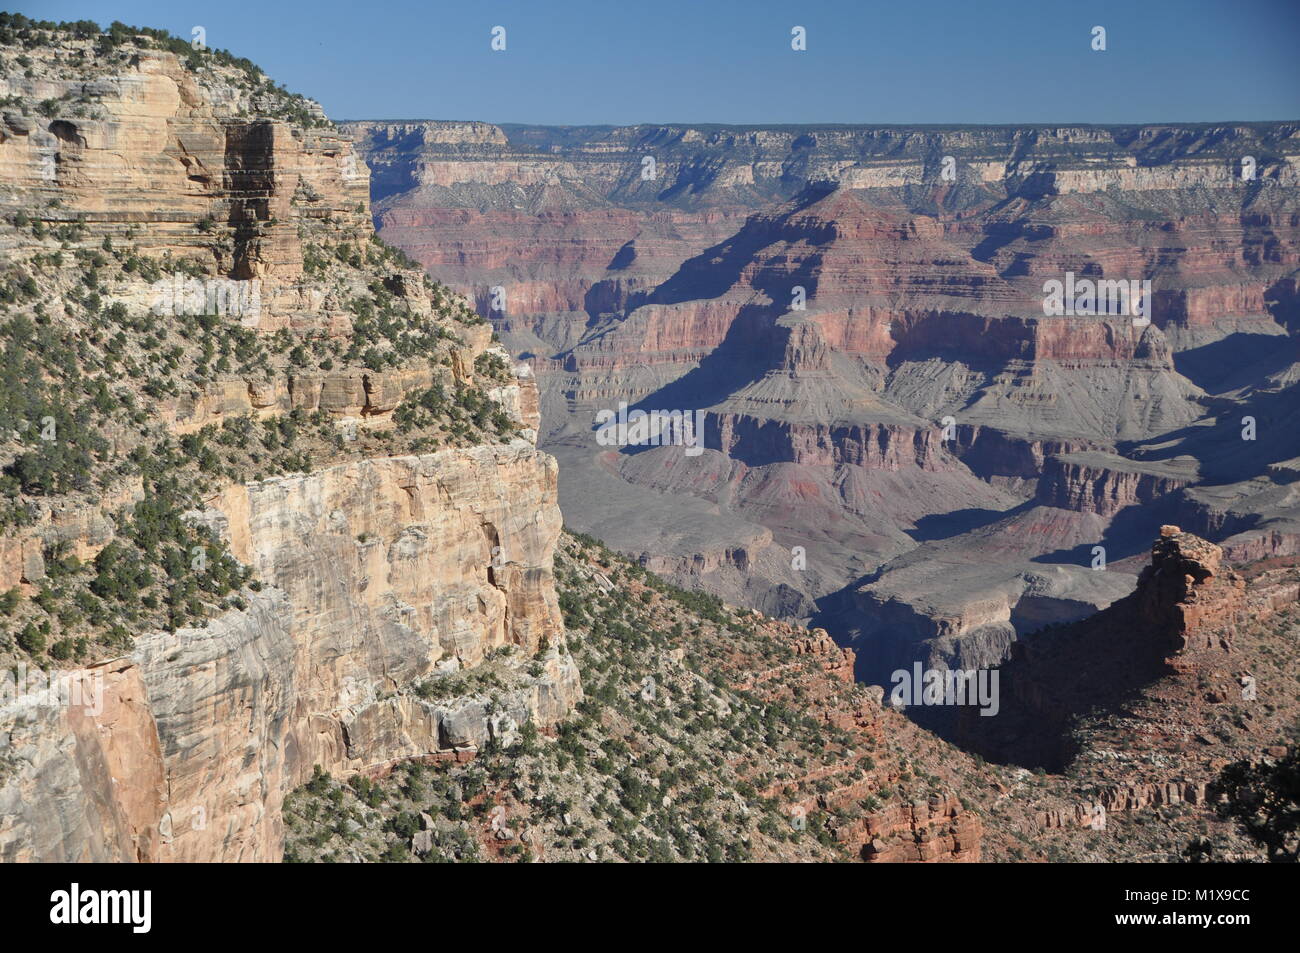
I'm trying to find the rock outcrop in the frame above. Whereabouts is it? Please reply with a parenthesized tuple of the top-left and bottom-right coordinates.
(1136, 525, 1245, 652)
(860, 795, 982, 863)
(0, 443, 578, 862)
(963, 528, 1296, 773)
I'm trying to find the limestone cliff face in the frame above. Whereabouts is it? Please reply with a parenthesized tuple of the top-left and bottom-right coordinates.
(0, 660, 164, 862)
(214, 443, 564, 677)
(0, 29, 579, 864)
(0, 42, 369, 283)
(346, 120, 1300, 217)
(0, 442, 577, 862)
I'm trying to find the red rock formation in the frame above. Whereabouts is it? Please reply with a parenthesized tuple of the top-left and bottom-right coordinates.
(860, 796, 982, 862)
(966, 528, 1297, 773)
(1137, 525, 1245, 652)
(1036, 454, 1193, 516)
(792, 628, 857, 683)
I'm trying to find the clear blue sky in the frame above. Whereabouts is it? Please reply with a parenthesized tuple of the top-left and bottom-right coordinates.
(11, 0, 1300, 125)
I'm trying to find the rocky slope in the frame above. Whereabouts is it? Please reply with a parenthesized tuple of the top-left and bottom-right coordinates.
(283, 532, 989, 863)
(349, 118, 1300, 681)
(281, 527, 1299, 864)
(962, 527, 1300, 861)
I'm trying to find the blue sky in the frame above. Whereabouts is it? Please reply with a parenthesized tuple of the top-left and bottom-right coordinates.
(11, 0, 1300, 125)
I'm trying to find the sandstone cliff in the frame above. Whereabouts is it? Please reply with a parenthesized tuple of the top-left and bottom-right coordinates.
(0, 445, 577, 862)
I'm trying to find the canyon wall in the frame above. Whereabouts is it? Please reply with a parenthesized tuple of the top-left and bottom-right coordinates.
(0, 443, 574, 863)
(350, 118, 1300, 680)
(964, 527, 1298, 770)
(0, 28, 579, 863)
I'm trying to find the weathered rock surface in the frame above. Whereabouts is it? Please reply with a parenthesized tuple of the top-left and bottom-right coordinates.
(0, 444, 578, 862)
(1, 40, 369, 287)
(962, 528, 1296, 774)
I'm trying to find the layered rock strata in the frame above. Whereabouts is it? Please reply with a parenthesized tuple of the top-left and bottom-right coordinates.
(0, 442, 577, 862)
